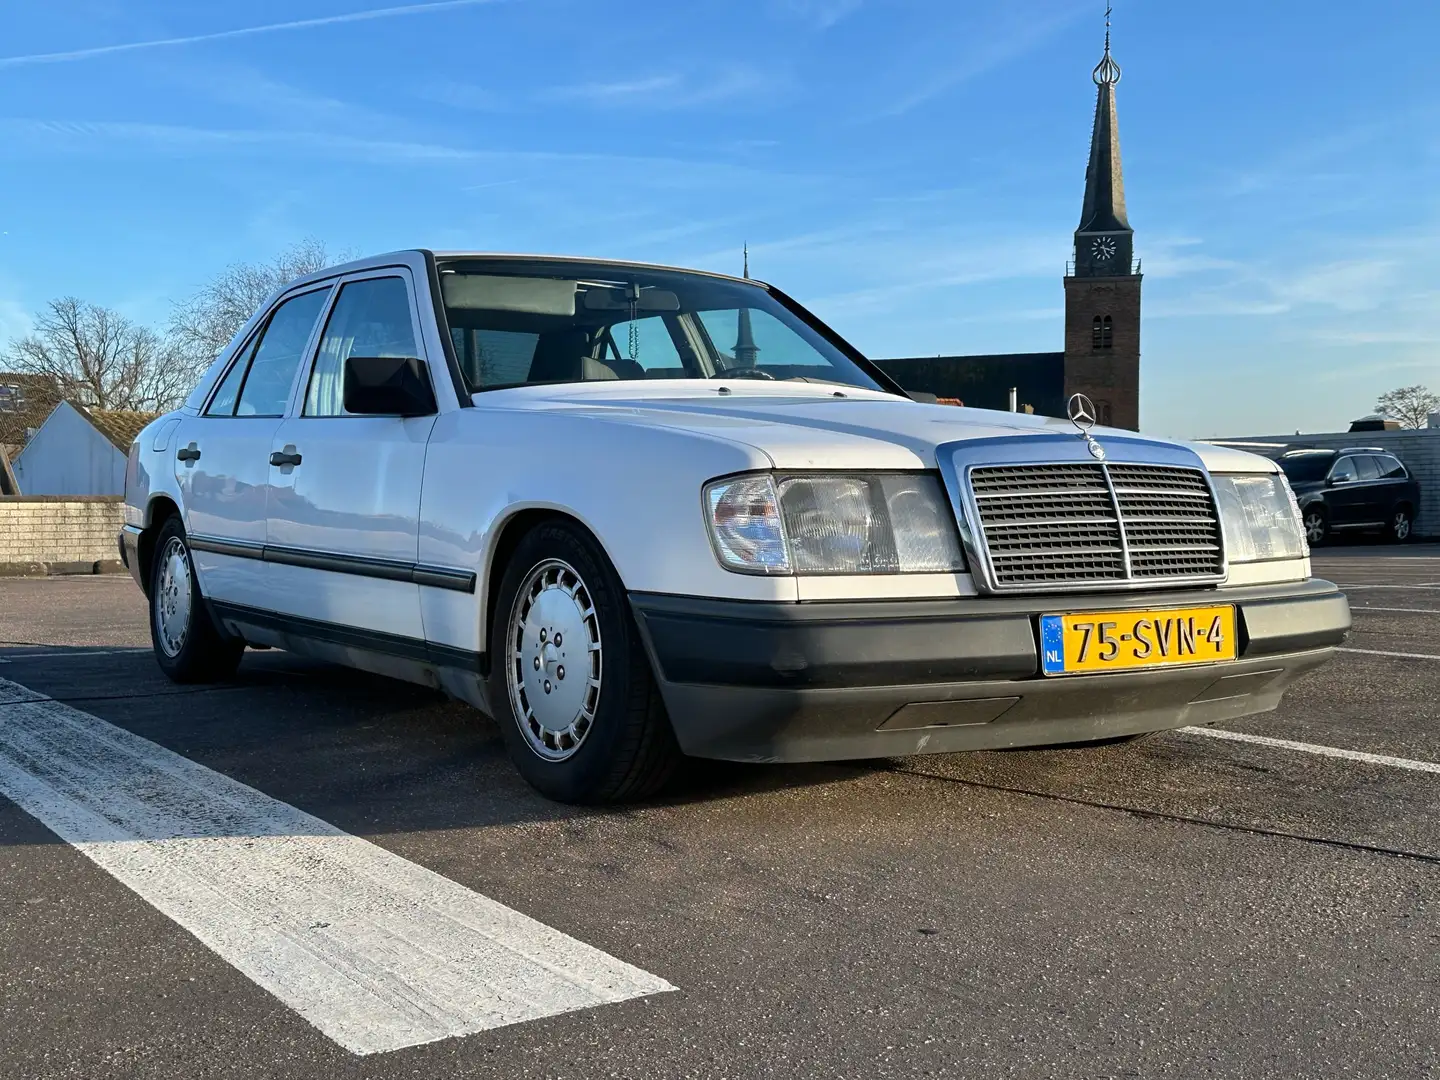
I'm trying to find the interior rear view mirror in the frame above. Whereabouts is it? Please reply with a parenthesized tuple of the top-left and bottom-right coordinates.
(343, 356, 438, 417)
(581, 287, 681, 313)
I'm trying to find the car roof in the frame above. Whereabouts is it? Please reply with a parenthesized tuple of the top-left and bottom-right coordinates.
(282, 249, 761, 292)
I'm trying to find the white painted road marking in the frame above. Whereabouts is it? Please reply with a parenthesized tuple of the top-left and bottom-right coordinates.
(1180, 726, 1440, 776)
(1336, 583, 1440, 589)
(1339, 646, 1440, 662)
(0, 677, 673, 1056)
(0, 648, 146, 663)
(1351, 606, 1440, 615)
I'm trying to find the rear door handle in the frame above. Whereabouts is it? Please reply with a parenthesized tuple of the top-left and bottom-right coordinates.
(176, 444, 201, 463)
(269, 450, 302, 467)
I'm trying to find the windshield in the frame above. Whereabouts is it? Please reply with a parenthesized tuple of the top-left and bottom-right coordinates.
(1278, 454, 1333, 483)
(436, 259, 888, 393)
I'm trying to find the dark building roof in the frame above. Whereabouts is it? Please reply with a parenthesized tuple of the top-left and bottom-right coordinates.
(875, 353, 1066, 419)
(0, 372, 63, 457)
(1078, 27, 1129, 234)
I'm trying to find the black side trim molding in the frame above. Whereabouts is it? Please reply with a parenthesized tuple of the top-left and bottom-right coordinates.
(211, 600, 484, 671)
(189, 535, 476, 593)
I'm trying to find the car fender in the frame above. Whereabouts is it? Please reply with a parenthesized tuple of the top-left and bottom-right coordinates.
(416, 405, 797, 657)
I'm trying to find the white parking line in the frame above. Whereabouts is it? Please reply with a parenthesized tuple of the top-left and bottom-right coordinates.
(1351, 606, 1440, 615)
(1337, 583, 1440, 589)
(0, 649, 147, 663)
(1180, 726, 1440, 775)
(0, 677, 673, 1056)
(1340, 647, 1440, 662)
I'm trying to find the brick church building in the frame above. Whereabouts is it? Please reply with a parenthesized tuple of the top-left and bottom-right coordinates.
(877, 22, 1143, 430)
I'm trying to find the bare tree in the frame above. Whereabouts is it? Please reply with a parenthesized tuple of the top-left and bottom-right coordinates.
(167, 238, 344, 368)
(1375, 384, 1440, 429)
(1, 297, 193, 412)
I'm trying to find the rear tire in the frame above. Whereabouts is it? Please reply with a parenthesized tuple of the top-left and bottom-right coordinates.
(148, 516, 244, 683)
(1385, 506, 1413, 544)
(1303, 507, 1329, 548)
(488, 520, 682, 804)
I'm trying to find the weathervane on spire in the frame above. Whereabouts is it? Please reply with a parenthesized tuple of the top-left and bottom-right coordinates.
(1093, 3, 1122, 86)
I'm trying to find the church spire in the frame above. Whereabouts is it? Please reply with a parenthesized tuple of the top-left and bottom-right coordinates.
(735, 244, 759, 368)
(1073, 5, 1134, 276)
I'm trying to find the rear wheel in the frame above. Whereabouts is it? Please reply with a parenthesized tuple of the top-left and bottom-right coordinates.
(1386, 506, 1413, 543)
(488, 520, 682, 804)
(1303, 507, 1329, 547)
(148, 516, 244, 683)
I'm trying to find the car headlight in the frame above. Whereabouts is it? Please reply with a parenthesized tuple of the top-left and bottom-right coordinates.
(1211, 473, 1309, 563)
(705, 473, 965, 575)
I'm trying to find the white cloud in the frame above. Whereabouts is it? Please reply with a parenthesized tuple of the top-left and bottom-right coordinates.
(542, 68, 770, 109)
(775, 0, 864, 29)
(0, 0, 508, 68)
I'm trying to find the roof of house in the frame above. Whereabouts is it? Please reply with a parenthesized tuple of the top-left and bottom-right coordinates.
(83, 406, 159, 451)
(0, 372, 63, 450)
(875, 352, 1067, 419)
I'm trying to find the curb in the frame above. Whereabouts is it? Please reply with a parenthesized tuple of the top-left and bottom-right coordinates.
(0, 560, 127, 578)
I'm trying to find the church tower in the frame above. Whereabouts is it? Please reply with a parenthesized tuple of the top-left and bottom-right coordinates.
(1063, 11, 1142, 430)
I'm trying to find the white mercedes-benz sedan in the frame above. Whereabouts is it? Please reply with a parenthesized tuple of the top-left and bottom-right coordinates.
(120, 250, 1350, 803)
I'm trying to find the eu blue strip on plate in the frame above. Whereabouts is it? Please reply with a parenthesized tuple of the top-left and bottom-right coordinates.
(1040, 615, 1065, 675)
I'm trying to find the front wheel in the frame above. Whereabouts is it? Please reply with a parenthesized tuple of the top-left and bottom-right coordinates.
(1386, 507, 1413, 543)
(148, 517, 245, 683)
(1303, 507, 1329, 548)
(488, 520, 682, 804)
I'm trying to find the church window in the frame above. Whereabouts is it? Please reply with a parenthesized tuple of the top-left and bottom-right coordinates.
(1091, 315, 1113, 349)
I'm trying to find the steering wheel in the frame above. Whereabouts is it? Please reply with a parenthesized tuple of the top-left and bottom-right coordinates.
(709, 366, 775, 381)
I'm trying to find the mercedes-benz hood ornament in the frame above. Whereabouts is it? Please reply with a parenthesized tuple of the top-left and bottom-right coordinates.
(1067, 393, 1106, 460)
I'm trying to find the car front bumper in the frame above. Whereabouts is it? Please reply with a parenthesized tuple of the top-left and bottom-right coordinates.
(119, 526, 144, 591)
(628, 579, 1350, 762)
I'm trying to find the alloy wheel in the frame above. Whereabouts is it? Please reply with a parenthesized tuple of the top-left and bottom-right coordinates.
(154, 536, 193, 658)
(1304, 511, 1327, 546)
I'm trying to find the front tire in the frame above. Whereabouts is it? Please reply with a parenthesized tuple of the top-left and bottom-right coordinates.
(1303, 507, 1329, 548)
(488, 520, 682, 804)
(148, 516, 244, 683)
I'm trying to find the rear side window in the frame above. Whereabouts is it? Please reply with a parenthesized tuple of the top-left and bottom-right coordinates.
(1354, 456, 1381, 481)
(203, 289, 331, 418)
(1377, 455, 1407, 479)
(205, 341, 254, 416)
(236, 289, 331, 417)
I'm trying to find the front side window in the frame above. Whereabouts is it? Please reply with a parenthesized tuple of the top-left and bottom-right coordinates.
(214, 288, 330, 418)
(1329, 456, 1360, 484)
(305, 277, 420, 417)
(1279, 454, 1333, 484)
(436, 260, 888, 393)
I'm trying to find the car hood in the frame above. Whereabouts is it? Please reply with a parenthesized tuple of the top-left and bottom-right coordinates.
(480, 382, 1277, 473)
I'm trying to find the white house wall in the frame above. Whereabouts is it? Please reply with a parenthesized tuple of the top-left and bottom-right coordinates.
(12, 402, 127, 496)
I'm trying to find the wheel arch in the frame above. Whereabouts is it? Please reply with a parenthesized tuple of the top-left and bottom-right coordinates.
(480, 506, 622, 673)
(136, 494, 182, 595)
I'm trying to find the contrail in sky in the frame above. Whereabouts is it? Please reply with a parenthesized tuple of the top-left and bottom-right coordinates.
(0, 0, 505, 68)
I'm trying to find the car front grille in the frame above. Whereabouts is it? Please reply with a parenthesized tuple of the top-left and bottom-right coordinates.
(967, 462, 1225, 590)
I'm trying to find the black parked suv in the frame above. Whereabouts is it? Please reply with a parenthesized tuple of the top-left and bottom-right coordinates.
(1278, 447, 1420, 545)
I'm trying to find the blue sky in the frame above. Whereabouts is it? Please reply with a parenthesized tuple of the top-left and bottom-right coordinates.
(0, 0, 1437, 438)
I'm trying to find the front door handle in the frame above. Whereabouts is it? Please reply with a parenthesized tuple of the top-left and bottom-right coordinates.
(269, 449, 303, 467)
(176, 443, 201, 463)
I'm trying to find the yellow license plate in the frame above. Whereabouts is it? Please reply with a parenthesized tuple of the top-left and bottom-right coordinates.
(1039, 605, 1237, 675)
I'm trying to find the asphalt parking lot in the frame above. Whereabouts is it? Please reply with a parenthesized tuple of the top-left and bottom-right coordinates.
(2, 549, 1439, 1079)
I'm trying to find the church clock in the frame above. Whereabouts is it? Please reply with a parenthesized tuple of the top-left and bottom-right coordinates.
(1091, 235, 1116, 261)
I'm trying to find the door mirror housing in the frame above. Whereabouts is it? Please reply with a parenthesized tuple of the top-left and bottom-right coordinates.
(342, 356, 437, 417)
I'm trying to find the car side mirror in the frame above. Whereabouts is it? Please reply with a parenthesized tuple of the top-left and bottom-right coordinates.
(342, 356, 437, 417)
